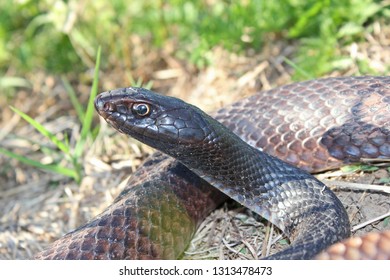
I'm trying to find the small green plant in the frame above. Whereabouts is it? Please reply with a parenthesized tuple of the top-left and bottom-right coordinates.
(126, 72, 154, 89)
(384, 216, 390, 227)
(378, 167, 390, 184)
(341, 164, 380, 173)
(289, 0, 383, 79)
(0, 47, 102, 183)
(1, 0, 384, 78)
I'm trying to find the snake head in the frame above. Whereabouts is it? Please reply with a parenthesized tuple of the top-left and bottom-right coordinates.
(95, 87, 213, 157)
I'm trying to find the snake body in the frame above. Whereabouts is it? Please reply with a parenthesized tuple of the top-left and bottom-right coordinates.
(34, 76, 390, 260)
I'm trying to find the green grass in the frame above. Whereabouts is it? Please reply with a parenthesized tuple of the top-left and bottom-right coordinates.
(0, 0, 387, 79)
(0, 45, 157, 183)
(0, 47, 102, 183)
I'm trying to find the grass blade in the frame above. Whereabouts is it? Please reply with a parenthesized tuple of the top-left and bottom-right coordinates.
(9, 106, 70, 154)
(0, 77, 31, 88)
(74, 46, 101, 159)
(62, 76, 85, 123)
(0, 147, 79, 180)
(284, 57, 313, 80)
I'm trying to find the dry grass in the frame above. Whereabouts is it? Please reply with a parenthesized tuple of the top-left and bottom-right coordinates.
(1, 21, 390, 260)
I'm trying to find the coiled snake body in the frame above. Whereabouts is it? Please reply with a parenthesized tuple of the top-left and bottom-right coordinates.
(35, 76, 390, 260)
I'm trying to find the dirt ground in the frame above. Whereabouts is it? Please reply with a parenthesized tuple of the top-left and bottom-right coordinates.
(1, 22, 389, 260)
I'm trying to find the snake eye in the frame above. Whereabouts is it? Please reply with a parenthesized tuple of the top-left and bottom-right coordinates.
(132, 103, 151, 117)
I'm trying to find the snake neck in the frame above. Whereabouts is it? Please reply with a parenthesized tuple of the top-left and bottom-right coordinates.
(168, 114, 350, 254)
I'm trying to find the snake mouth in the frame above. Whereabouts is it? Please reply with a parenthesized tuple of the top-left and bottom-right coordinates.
(94, 93, 128, 133)
(94, 94, 109, 119)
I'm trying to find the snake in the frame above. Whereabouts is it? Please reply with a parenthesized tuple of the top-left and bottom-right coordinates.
(34, 76, 390, 260)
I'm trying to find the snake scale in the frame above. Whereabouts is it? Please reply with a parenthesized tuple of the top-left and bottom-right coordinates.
(34, 76, 390, 260)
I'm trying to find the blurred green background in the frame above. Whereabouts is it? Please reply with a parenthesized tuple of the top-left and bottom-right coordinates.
(1, 0, 388, 87)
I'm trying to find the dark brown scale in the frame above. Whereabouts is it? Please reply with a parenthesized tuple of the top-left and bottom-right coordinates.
(216, 76, 390, 172)
(34, 76, 390, 260)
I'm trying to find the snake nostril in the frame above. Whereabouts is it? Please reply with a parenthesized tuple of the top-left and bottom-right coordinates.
(103, 102, 113, 112)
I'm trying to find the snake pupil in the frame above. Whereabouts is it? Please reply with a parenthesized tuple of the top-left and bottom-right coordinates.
(133, 103, 150, 116)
